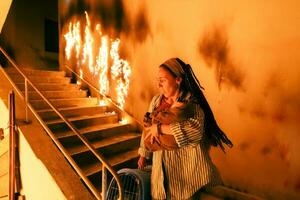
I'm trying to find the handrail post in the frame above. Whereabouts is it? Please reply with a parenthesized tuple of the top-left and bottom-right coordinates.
(102, 166, 107, 200)
(24, 79, 29, 123)
(9, 91, 16, 200)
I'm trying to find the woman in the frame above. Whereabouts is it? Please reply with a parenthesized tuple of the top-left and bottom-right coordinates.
(138, 58, 233, 199)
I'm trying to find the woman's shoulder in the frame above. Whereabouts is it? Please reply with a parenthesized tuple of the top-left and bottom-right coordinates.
(150, 94, 162, 104)
(147, 94, 162, 112)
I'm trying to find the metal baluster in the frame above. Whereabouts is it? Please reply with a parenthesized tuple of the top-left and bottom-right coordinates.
(24, 79, 29, 123)
(102, 166, 107, 199)
(9, 91, 16, 200)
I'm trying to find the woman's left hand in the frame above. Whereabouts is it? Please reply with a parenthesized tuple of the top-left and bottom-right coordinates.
(144, 124, 160, 144)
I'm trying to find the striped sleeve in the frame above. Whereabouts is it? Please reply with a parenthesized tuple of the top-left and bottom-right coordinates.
(138, 95, 161, 158)
(170, 104, 205, 147)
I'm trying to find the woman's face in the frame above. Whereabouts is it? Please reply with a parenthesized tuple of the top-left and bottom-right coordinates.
(157, 67, 181, 98)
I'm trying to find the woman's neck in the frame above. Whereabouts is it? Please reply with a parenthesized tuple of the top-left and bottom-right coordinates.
(164, 90, 180, 105)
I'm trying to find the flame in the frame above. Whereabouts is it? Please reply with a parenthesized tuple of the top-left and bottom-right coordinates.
(119, 117, 129, 124)
(110, 39, 122, 79)
(82, 11, 94, 73)
(98, 99, 107, 106)
(76, 68, 83, 85)
(64, 22, 81, 59)
(97, 36, 109, 95)
(110, 39, 131, 108)
(63, 11, 131, 110)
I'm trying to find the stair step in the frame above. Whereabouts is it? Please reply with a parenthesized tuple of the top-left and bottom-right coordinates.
(37, 105, 108, 121)
(82, 149, 138, 177)
(5, 67, 66, 77)
(30, 97, 98, 110)
(200, 193, 223, 200)
(56, 122, 131, 139)
(16, 83, 80, 91)
(46, 112, 119, 131)
(26, 90, 87, 100)
(12, 76, 71, 84)
(67, 132, 140, 156)
(207, 186, 265, 200)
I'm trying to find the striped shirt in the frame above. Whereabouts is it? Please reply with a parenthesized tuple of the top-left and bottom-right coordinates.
(138, 95, 222, 199)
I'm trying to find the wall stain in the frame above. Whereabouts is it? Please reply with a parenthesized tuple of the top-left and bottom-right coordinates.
(239, 141, 251, 151)
(261, 145, 272, 156)
(198, 25, 244, 91)
(132, 5, 151, 43)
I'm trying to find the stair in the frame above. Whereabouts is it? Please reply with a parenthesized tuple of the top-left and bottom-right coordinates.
(1, 67, 267, 200)
(4, 67, 141, 196)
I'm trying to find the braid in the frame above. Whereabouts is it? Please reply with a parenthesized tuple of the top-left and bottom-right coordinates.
(176, 58, 233, 152)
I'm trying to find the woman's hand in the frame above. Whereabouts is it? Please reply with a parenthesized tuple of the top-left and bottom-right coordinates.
(138, 156, 147, 169)
(144, 124, 160, 144)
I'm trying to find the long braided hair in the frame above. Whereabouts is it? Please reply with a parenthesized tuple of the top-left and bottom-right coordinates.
(162, 58, 233, 152)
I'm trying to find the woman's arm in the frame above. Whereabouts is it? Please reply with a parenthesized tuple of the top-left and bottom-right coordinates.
(164, 104, 205, 147)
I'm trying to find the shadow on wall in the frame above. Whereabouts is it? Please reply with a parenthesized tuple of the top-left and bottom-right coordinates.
(198, 24, 244, 91)
(0, 37, 15, 67)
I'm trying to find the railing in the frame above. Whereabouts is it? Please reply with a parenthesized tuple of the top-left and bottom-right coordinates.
(0, 46, 124, 200)
(9, 91, 16, 200)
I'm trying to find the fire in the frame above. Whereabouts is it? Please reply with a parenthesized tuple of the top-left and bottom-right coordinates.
(82, 11, 94, 73)
(64, 22, 81, 59)
(98, 100, 107, 106)
(76, 68, 83, 85)
(97, 36, 109, 95)
(110, 39, 131, 109)
(63, 12, 131, 109)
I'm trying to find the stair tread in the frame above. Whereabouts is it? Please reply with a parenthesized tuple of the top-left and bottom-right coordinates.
(45, 112, 118, 125)
(27, 89, 86, 93)
(207, 186, 264, 200)
(37, 105, 106, 113)
(12, 75, 68, 79)
(30, 97, 97, 102)
(82, 149, 138, 177)
(5, 67, 63, 73)
(200, 193, 223, 200)
(68, 132, 140, 155)
(17, 82, 77, 86)
(56, 122, 128, 139)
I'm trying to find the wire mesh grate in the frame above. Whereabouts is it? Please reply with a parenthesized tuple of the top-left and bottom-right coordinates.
(106, 168, 151, 200)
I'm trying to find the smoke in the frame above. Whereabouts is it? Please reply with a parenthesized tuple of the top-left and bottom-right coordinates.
(60, 0, 151, 43)
(198, 25, 244, 90)
(132, 6, 151, 43)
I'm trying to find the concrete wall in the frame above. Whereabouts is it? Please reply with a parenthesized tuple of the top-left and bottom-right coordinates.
(0, 0, 12, 33)
(0, 0, 58, 69)
(0, 70, 10, 199)
(59, 0, 300, 199)
(0, 99, 67, 200)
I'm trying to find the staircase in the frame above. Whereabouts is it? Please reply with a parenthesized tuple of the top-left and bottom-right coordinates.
(2, 66, 267, 200)
(4, 66, 141, 194)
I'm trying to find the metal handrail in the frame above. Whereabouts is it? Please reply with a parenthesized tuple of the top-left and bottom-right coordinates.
(0, 46, 124, 200)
